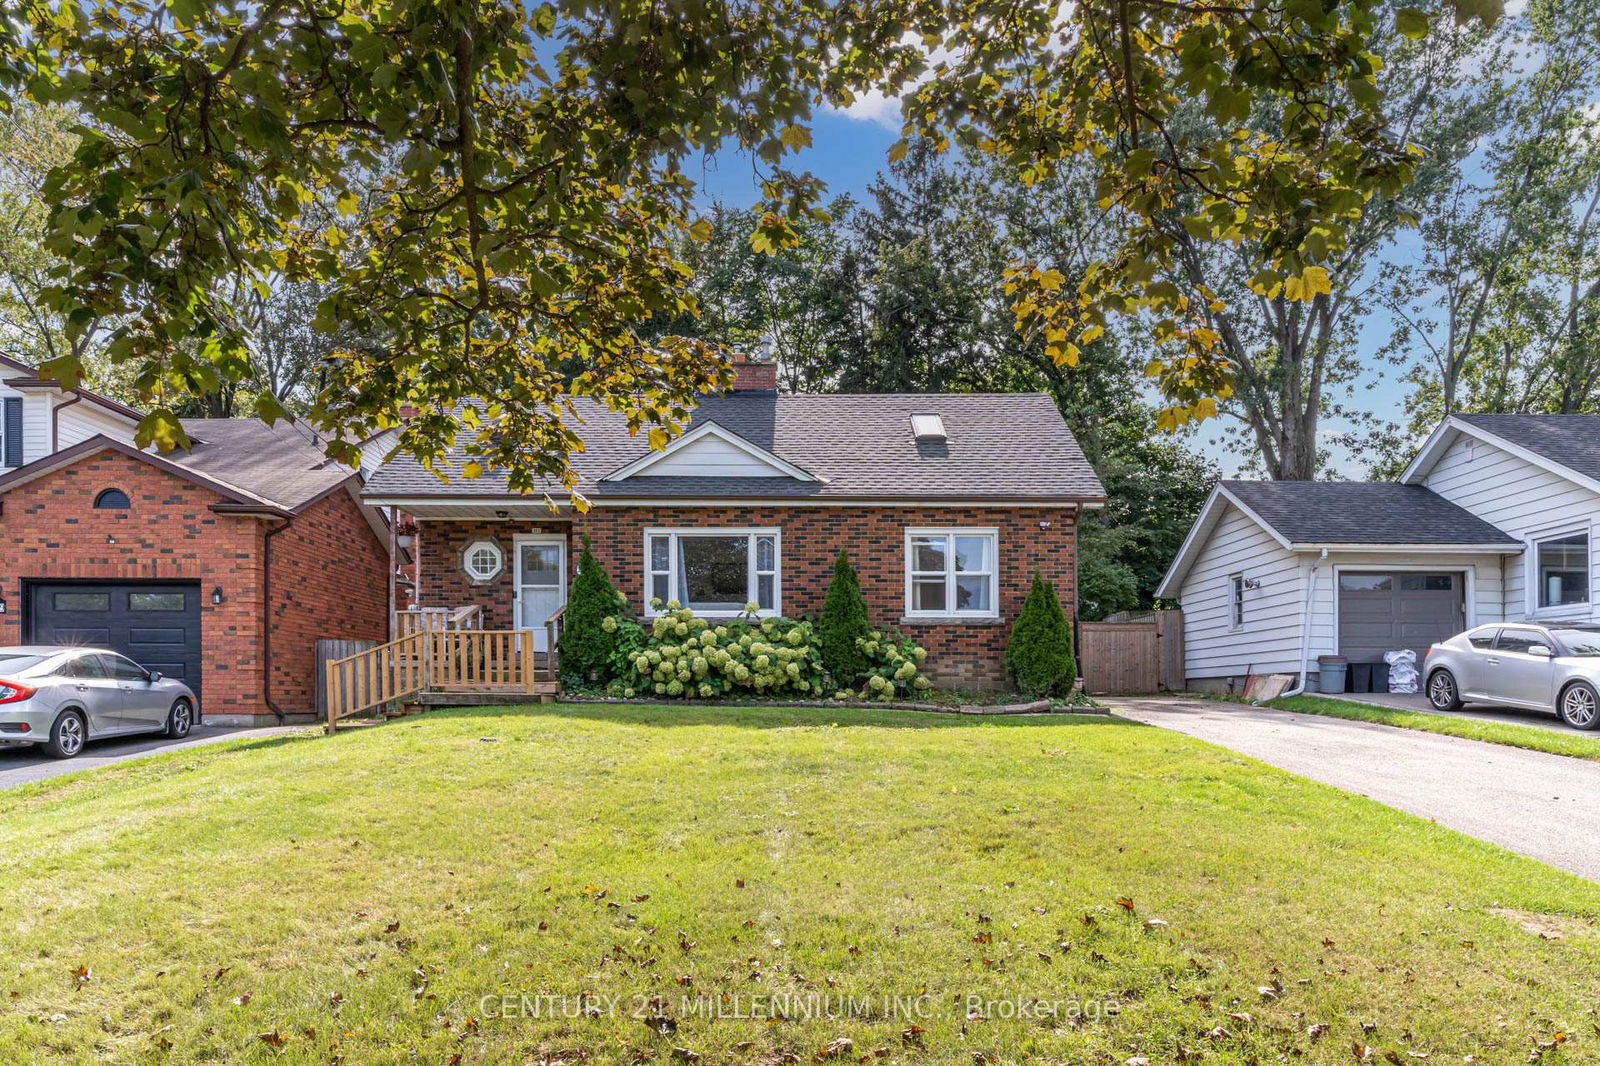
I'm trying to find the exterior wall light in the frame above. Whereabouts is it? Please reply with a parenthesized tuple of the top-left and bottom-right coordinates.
(212, 586, 224, 605)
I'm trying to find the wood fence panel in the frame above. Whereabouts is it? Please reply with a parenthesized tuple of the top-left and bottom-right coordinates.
(315, 639, 376, 718)
(1154, 610, 1185, 693)
(1080, 622, 1158, 694)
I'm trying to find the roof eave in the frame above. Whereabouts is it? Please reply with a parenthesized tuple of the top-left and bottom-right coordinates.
(1285, 541, 1525, 553)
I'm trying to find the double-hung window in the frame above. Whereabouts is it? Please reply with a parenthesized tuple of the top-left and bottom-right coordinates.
(1535, 531, 1590, 610)
(905, 528, 998, 618)
(646, 529, 779, 615)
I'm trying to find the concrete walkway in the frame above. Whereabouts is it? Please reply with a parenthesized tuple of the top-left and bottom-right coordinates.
(1319, 690, 1580, 734)
(0, 725, 307, 790)
(1107, 695, 1600, 883)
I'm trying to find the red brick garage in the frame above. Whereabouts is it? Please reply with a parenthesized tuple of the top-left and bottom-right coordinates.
(0, 428, 391, 724)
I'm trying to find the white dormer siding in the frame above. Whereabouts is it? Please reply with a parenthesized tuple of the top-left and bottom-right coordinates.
(54, 395, 139, 450)
(641, 435, 792, 478)
(602, 421, 817, 482)
(1421, 430, 1599, 623)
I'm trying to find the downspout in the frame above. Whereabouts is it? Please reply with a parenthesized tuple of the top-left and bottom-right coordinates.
(1278, 548, 1328, 700)
(262, 517, 293, 724)
(51, 392, 82, 453)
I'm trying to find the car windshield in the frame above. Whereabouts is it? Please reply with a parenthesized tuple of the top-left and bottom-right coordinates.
(1551, 628, 1600, 656)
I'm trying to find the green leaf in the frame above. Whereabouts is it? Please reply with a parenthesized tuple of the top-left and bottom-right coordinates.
(1395, 8, 1430, 39)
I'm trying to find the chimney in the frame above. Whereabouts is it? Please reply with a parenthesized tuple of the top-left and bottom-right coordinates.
(729, 348, 779, 393)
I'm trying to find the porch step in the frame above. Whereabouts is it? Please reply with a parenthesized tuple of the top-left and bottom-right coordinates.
(418, 686, 562, 707)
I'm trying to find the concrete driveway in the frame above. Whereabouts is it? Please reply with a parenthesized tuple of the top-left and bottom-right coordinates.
(1107, 695, 1600, 883)
(0, 724, 306, 790)
(1321, 690, 1582, 734)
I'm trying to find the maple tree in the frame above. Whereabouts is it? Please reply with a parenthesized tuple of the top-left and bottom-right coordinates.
(0, 0, 1500, 491)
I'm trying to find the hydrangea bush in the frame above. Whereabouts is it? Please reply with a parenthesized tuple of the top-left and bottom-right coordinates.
(837, 629, 933, 701)
(597, 601, 932, 701)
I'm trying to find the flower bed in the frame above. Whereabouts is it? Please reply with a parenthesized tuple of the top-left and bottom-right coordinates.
(597, 601, 934, 701)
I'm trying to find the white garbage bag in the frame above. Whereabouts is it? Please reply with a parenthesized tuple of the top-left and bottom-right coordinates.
(1384, 649, 1418, 694)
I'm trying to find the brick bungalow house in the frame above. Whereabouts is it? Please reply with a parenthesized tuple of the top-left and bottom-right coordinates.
(363, 356, 1105, 689)
(0, 356, 392, 724)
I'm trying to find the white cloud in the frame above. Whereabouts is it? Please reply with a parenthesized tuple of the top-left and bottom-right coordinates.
(825, 88, 906, 130)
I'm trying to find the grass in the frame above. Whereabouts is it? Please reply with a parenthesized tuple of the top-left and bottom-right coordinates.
(0, 703, 1596, 1065)
(1264, 694, 1600, 763)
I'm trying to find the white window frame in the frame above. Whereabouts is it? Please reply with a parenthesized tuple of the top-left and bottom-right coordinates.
(643, 528, 781, 617)
(903, 527, 1000, 619)
(1229, 573, 1246, 629)
(462, 539, 504, 582)
(1530, 526, 1591, 617)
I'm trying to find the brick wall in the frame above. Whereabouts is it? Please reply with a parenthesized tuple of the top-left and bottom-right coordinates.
(266, 485, 391, 715)
(415, 505, 1077, 689)
(0, 451, 268, 714)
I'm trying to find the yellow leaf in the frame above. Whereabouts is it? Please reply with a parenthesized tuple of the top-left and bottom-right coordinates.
(1301, 265, 1332, 297)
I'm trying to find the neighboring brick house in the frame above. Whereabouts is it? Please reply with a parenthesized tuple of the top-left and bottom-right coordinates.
(0, 356, 394, 724)
(365, 357, 1105, 689)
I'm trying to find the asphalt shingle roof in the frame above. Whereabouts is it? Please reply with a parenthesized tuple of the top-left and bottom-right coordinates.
(1455, 414, 1600, 484)
(363, 393, 1105, 502)
(172, 419, 355, 511)
(1222, 480, 1520, 546)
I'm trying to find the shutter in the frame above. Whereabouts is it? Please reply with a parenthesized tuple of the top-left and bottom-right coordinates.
(3, 397, 21, 467)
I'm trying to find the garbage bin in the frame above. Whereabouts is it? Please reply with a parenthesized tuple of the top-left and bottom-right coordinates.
(1371, 662, 1390, 693)
(1351, 662, 1373, 693)
(1317, 655, 1348, 694)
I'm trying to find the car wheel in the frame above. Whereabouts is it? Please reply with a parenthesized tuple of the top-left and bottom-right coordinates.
(44, 711, 86, 759)
(1558, 682, 1600, 731)
(165, 699, 194, 739)
(1427, 669, 1462, 712)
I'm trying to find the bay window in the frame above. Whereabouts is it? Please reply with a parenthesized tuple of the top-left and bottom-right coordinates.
(905, 528, 999, 618)
(1535, 531, 1590, 610)
(645, 529, 779, 615)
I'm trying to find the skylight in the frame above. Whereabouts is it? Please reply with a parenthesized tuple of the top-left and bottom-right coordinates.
(911, 414, 946, 442)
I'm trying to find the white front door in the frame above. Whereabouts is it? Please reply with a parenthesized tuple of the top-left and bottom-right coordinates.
(514, 535, 568, 652)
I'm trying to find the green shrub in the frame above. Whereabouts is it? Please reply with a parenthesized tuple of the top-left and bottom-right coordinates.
(839, 628, 933, 702)
(1004, 571, 1076, 696)
(818, 549, 871, 687)
(558, 536, 630, 685)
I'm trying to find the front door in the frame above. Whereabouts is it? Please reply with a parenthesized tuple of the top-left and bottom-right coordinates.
(514, 536, 567, 652)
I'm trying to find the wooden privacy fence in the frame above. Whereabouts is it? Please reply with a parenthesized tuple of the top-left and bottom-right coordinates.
(1079, 610, 1184, 694)
(324, 627, 562, 731)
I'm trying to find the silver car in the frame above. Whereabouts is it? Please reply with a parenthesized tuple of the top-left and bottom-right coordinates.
(1424, 623, 1600, 730)
(0, 646, 199, 758)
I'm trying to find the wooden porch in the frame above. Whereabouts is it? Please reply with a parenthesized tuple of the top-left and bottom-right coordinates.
(324, 609, 564, 731)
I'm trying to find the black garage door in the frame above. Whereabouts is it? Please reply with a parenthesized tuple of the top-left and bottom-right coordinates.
(27, 582, 202, 697)
(1337, 571, 1464, 665)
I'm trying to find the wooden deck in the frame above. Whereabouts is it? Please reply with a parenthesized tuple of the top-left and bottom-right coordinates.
(324, 620, 563, 731)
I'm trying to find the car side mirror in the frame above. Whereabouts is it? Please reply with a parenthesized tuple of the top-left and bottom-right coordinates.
(147, 671, 162, 683)
(1528, 645, 1554, 658)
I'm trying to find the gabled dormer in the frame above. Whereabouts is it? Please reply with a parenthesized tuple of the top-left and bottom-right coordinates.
(601, 420, 819, 483)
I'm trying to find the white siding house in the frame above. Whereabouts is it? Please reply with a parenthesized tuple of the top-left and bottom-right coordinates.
(1163, 414, 1600, 693)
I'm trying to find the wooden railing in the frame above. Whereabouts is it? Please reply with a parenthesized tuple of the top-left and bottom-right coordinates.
(324, 632, 428, 730)
(397, 605, 485, 637)
(325, 626, 563, 732)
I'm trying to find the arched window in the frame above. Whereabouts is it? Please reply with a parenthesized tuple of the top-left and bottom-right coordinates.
(94, 489, 130, 510)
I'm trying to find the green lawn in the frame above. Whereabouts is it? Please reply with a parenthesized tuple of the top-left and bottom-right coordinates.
(1, 704, 1596, 1065)
(1267, 694, 1600, 762)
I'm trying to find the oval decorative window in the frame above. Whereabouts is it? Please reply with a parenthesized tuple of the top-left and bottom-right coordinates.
(94, 488, 131, 510)
(462, 540, 504, 581)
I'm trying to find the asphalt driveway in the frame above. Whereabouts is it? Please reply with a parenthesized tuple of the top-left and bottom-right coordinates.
(1107, 695, 1600, 883)
(1318, 690, 1584, 733)
(0, 724, 306, 790)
